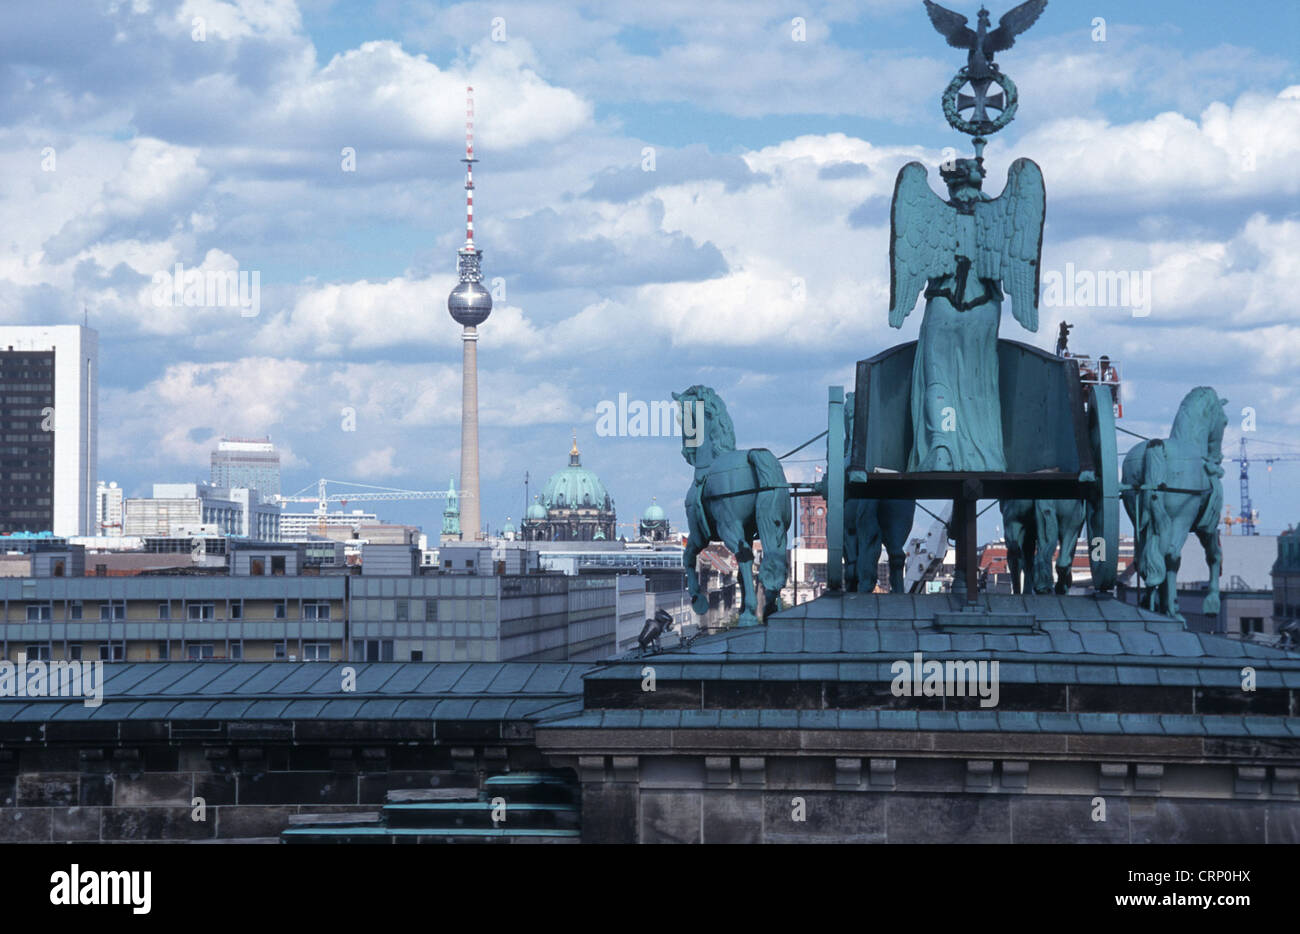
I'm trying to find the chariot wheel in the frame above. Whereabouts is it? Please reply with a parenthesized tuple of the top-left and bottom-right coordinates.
(1085, 384, 1119, 591)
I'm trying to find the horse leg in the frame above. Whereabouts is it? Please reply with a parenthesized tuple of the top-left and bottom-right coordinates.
(1055, 501, 1084, 594)
(1033, 505, 1058, 595)
(683, 520, 708, 616)
(735, 546, 758, 626)
(1197, 525, 1222, 618)
(1164, 553, 1183, 621)
(718, 517, 758, 627)
(888, 550, 906, 593)
(843, 503, 860, 593)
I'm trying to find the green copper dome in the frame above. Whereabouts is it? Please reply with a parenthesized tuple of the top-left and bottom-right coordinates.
(642, 500, 666, 522)
(540, 436, 613, 512)
(525, 496, 548, 521)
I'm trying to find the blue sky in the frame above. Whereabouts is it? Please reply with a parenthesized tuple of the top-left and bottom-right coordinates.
(3, 0, 1299, 541)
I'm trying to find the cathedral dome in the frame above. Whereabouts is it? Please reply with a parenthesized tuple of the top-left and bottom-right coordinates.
(540, 436, 613, 511)
(642, 501, 666, 522)
(525, 497, 548, 521)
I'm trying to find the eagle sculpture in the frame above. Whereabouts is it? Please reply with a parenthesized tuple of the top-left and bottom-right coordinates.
(923, 0, 1048, 81)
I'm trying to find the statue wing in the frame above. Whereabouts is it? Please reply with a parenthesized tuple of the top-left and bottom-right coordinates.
(923, 1, 976, 50)
(974, 157, 1045, 332)
(986, 0, 1048, 53)
(889, 162, 957, 328)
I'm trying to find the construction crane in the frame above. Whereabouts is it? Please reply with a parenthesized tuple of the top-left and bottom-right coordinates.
(274, 477, 454, 528)
(906, 503, 953, 593)
(1225, 438, 1300, 535)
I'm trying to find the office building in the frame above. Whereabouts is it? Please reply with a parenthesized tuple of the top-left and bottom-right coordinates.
(95, 480, 123, 534)
(0, 325, 97, 536)
(210, 437, 280, 499)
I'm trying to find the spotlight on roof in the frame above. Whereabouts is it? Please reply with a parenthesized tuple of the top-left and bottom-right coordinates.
(637, 608, 676, 655)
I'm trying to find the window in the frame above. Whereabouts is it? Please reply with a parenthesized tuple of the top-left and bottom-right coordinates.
(187, 603, 215, 621)
(274, 642, 287, 660)
(157, 642, 170, 660)
(395, 600, 409, 621)
(271, 555, 286, 576)
(25, 644, 50, 661)
(302, 642, 330, 661)
(68, 645, 82, 661)
(274, 601, 287, 620)
(26, 605, 51, 622)
(228, 642, 242, 660)
(229, 603, 242, 620)
(1242, 617, 1265, 634)
(410, 650, 424, 662)
(99, 603, 125, 621)
(51, 559, 65, 577)
(425, 600, 438, 621)
(98, 643, 124, 662)
(303, 603, 330, 621)
(352, 639, 393, 662)
(69, 602, 82, 621)
(250, 558, 265, 576)
(158, 603, 171, 620)
(186, 644, 214, 660)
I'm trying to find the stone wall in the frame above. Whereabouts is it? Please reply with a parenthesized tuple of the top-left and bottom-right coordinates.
(546, 736, 1300, 844)
(0, 720, 546, 843)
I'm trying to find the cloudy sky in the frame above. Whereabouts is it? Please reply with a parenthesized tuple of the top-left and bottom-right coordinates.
(4, 0, 1299, 540)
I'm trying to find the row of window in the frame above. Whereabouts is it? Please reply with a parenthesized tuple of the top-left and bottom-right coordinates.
(24, 601, 332, 622)
(20, 642, 334, 661)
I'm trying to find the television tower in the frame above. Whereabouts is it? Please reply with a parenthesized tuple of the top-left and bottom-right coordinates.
(447, 86, 491, 540)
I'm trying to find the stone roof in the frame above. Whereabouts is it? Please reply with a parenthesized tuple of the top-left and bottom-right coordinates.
(0, 661, 587, 723)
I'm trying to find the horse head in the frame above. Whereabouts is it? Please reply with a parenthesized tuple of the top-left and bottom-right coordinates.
(673, 384, 735, 468)
(1171, 386, 1228, 464)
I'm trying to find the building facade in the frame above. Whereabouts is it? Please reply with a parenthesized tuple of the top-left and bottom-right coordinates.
(279, 509, 378, 541)
(210, 437, 280, 499)
(124, 483, 280, 541)
(95, 480, 123, 534)
(0, 542, 637, 665)
(0, 325, 97, 536)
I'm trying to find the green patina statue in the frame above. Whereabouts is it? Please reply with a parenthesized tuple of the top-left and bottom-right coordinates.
(888, 0, 1048, 473)
(841, 392, 915, 592)
(673, 386, 791, 627)
(888, 155, 1046, 471)
(1121, 387, 1227, 621)
(1001, 497, 1086, 594)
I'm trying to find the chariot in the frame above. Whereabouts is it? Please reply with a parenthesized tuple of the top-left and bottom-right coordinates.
(823, 338, 1119, 604)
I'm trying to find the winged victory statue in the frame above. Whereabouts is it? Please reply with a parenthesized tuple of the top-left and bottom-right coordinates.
(887, 154, 1045, 472)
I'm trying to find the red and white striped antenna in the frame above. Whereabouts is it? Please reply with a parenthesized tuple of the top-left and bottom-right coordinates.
(461, 85, 476, 248)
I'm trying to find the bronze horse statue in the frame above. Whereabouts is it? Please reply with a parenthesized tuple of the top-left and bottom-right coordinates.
(674, 386, 792, 627)
(1121, 386, 1227, 620)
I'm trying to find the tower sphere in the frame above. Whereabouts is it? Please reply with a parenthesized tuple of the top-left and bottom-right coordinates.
(448, 275, 492, 327)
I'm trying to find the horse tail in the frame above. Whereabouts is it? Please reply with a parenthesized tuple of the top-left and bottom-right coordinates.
(1139, 440, 1170, 586)
(749, 448, 791, 595)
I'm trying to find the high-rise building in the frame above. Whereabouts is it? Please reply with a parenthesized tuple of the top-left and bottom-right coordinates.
(447, 86, 491, 542)
(0, 325, 97, 536)
(96, 480, 123, 534)
(210, 437, 280, 499)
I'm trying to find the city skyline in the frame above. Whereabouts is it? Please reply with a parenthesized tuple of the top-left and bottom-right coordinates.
(1, 1, 1298, 540)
